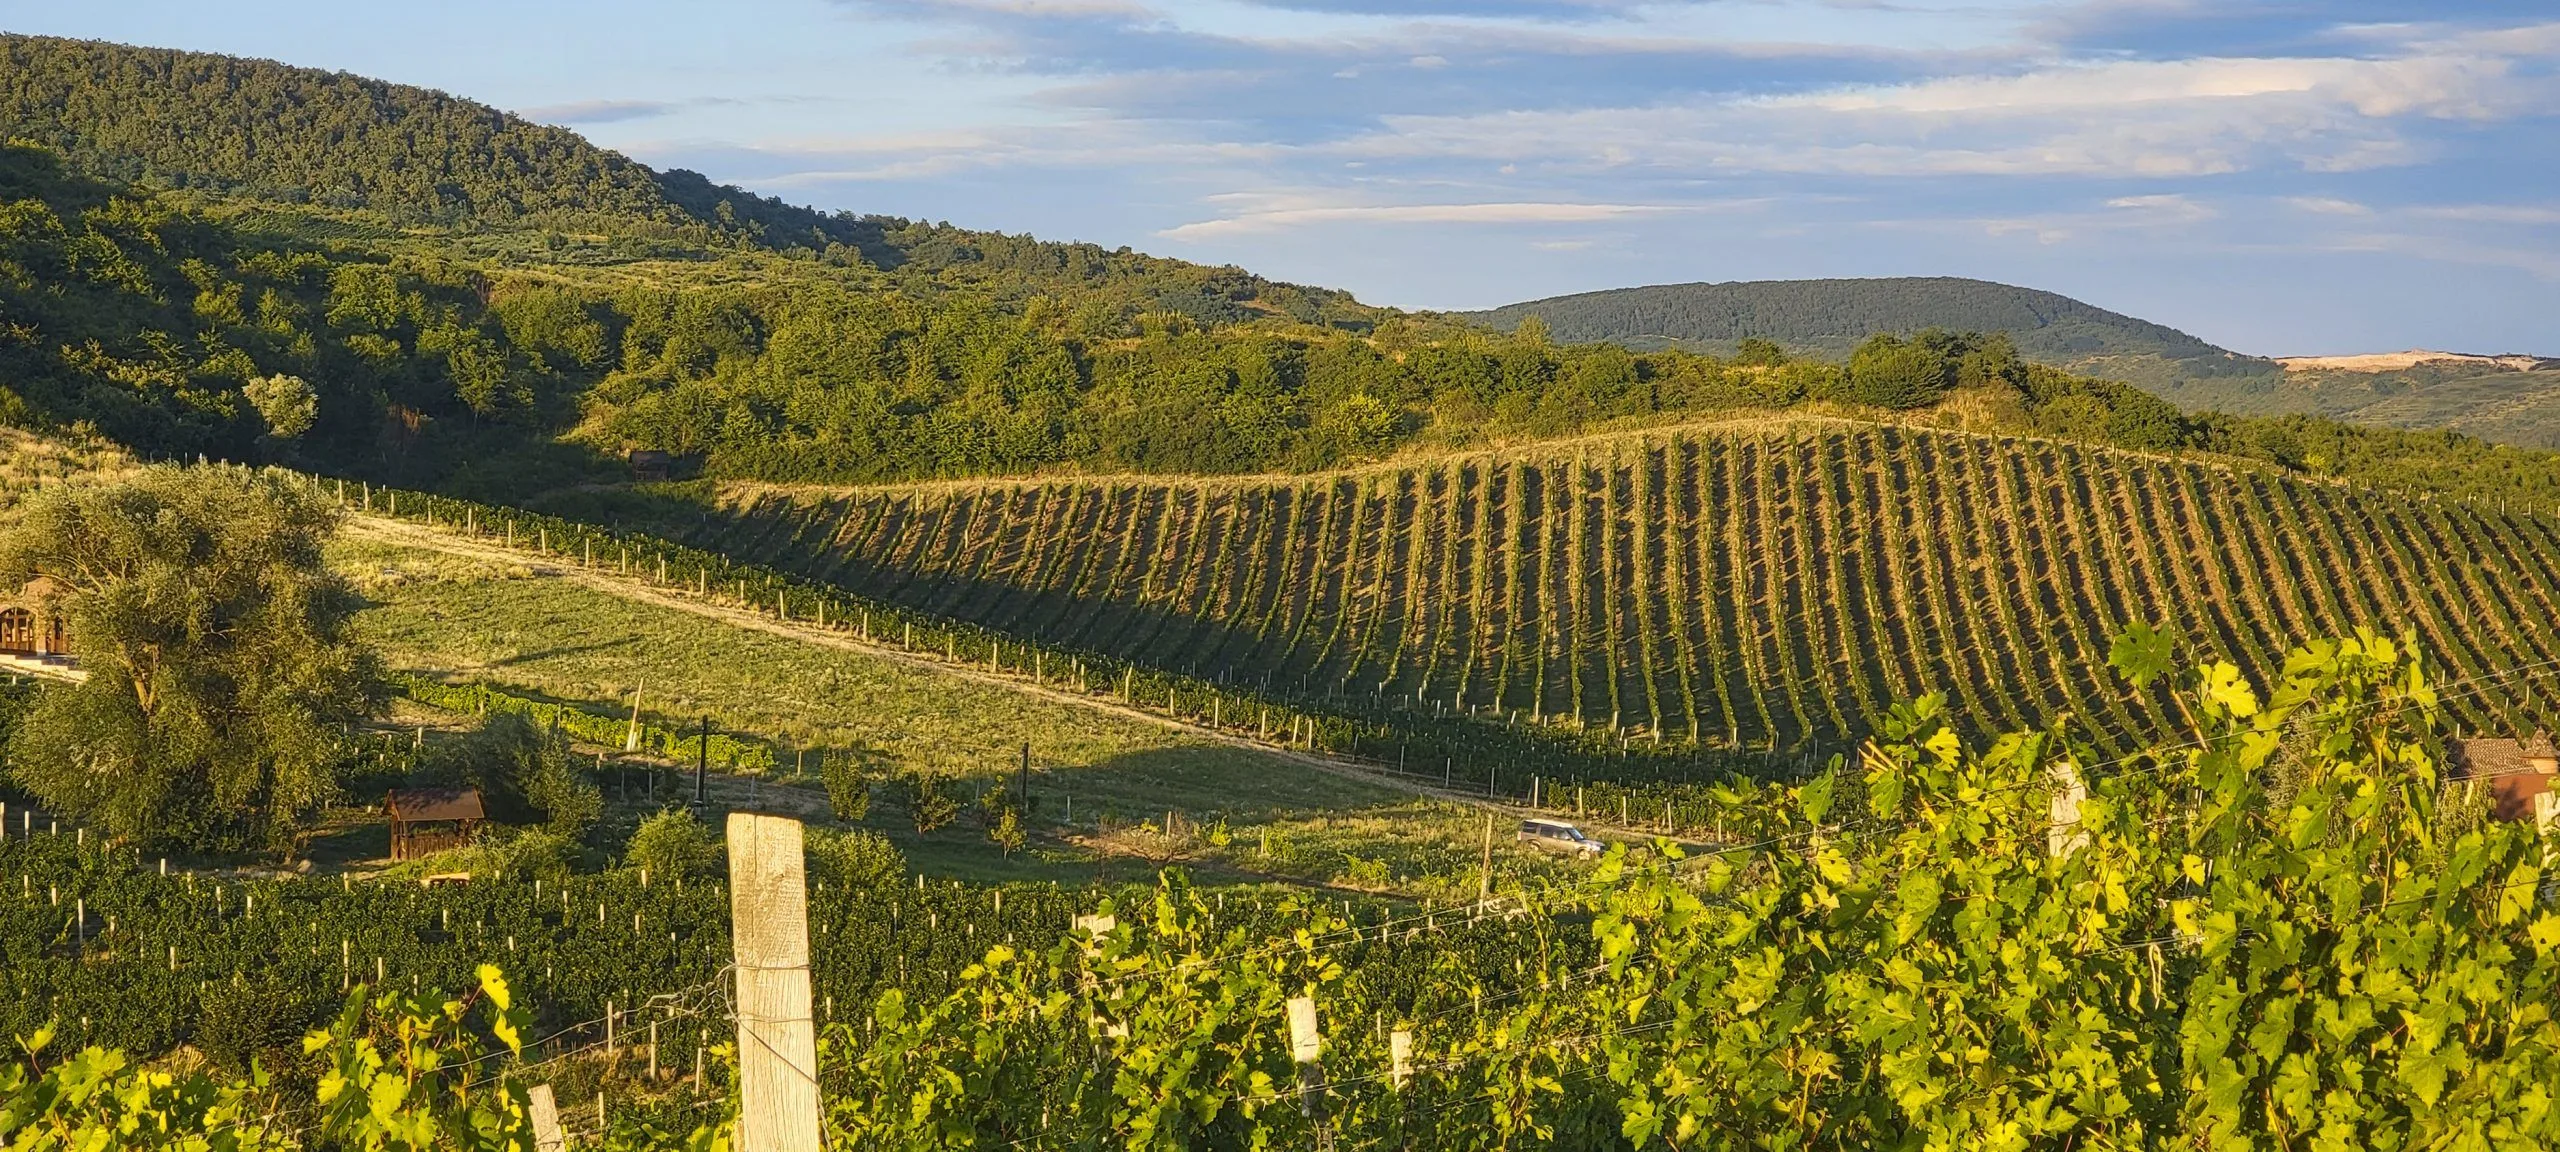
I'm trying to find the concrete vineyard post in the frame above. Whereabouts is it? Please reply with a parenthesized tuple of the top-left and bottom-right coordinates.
(728, 813, 823, 1152)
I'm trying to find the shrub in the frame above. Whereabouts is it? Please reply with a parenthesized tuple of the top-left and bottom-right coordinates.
(822, 752, 872, 822)
(901, 773, 959, 836)
(806, 827, 906, 890)
(624, 807, 720, 878)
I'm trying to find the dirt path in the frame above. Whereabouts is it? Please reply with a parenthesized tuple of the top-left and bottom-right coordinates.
(345, 514, 1677, 843)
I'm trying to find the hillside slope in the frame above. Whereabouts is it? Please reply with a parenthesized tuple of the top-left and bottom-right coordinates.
(611, 418, 2560, 753)
(1469, 277, 2273, 383)
(0, 33, 1375, 325)
(0, 33, 678, 228)
(2155, 359, 2560, 450)
(1471, 278, 2560, 448)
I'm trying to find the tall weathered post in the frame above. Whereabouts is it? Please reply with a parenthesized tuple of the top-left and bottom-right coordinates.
(696, 717, 712, 805)
(728, 813, 822, 1152)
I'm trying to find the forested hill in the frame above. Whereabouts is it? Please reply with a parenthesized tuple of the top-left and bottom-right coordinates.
(0, 33, 1372, 327)
(0, 34, 678, 228)
(1469, 277, 2274, 384)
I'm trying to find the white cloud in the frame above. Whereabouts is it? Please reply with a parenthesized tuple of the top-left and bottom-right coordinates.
(1966, 192, 2218, 244)
(518, 99, 680, 124)
(1781, 54, 2526, 120)
(2284, 196, 2373, 216)
(2411, 203, 2560, 225)
(2326, 231, 2560, 279)
(1159, 199, 1704, 238)
(1317, 33, 2557, 180)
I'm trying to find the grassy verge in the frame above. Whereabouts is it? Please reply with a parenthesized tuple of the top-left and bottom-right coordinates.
(331, 534, 1584, 896)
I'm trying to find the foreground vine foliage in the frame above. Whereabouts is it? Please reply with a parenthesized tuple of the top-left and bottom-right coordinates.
(0, 966, 729, 1152)
(824, 630, 2560, 1150)
(8, 631, 2559, 1149)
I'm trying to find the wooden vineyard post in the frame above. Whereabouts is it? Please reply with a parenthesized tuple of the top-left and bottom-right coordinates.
(1389, 1028, 1414, 1090)
(527, 1085, 567, 1152)
(1287, 994, 1335, 1146)
(1478, 814, 1493, 904)
(2048, 762, 2089, 860)
(728, 813, 823, 1152)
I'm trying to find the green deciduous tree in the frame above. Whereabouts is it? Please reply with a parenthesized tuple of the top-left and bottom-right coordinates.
(243, 372, 318, 439)
(1844, 332, 1956, 409)
(0, 464, 380, 853)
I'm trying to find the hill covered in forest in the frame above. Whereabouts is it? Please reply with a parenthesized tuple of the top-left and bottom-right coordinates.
(1468, 277, 2273, 385)
(0, 33, 1375, 328)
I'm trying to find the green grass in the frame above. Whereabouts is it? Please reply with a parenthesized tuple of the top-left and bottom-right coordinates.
(337, 534, 1245, 778)
(331, 534, 1583, 895)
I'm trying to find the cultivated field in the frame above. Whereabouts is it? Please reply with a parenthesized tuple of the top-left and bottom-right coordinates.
(640, 418, 2560, 753)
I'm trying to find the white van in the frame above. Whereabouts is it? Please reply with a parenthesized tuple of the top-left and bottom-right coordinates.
(1518, 818, 1603, 857)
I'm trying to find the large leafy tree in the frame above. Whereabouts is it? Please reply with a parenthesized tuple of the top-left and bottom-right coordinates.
(0, 464, 380, 852)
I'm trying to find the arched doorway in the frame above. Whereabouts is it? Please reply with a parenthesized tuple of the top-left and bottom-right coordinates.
(0, 608, 32, 655)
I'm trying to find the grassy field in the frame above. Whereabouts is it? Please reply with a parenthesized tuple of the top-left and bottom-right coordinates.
(333, 532, 1581, 895)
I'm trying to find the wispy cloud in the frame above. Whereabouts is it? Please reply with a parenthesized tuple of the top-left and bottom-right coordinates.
(2411, 203, 2560, 225)
(1159, 198, 1711, 238)
(703, 0, 2560, 348)
(518, 99, 684, 125)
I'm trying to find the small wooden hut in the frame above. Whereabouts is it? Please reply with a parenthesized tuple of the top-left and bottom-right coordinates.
(386, 788, 486, 862)
(628, 449, 673, 482)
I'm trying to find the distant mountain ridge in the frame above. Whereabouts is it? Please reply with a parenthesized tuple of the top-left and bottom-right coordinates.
(1467, 276, 2273, 382)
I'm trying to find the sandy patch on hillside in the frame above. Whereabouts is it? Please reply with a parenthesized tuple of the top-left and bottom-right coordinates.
(2277, 350, 2550, 373)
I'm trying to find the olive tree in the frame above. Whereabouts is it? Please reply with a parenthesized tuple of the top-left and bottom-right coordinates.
(0, 464, 380, 852)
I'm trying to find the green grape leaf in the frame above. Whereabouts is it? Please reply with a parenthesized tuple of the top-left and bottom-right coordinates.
(2108, 621, 2176, 687)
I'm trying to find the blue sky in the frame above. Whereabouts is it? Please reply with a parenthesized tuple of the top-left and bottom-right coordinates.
(6, 0, 2556, 354)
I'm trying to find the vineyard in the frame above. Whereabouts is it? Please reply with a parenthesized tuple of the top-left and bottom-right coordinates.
(0, 824, 1557, 1081)
(11, 633, 2560, 1149)
(658, 418, 2560, 755)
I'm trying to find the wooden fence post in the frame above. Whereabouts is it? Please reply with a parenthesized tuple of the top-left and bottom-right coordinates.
(729, 813, 823, 1152)
(527, 1085, 567, 1152)
(1287, 994, 1329, 1129)
(2048, 762, 2089, 860)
